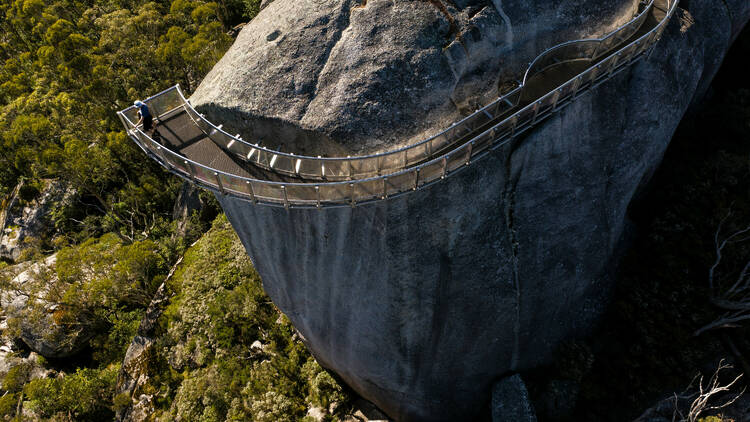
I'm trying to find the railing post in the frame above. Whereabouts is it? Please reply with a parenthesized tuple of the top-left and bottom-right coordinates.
(185, 161, 197, 183)
(571, 76, 583, 99)
(609, 52, 622, 76)
(214, 172, 225, 195)
(465, 142, 473, 165)
(319, 156, 326, 179)
(347, 156, 352, 180)
(382, 177, 389, 199)
(591, 63, 603, 81)
(441, 156, 448, 179)
(281, 185, 289, 209)
(315, 186, 321, 209)
(246, 181, 257, 204)
(531, 100, 542, 124)
(349, 183, 356, 207)
(510, 115, 518, 138)
(413, 169, 420, 190)
(551, 88, 562, 111)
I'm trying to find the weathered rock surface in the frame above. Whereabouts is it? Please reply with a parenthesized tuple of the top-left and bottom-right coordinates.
(1, 254, 94, 359)
(491, 375, 536, 422)
(115, 282, 171, 422)
(0, 180, 76, 262)
(196, 0, 750, 421)
(172, 182, 204, 239)
(191, 0, 638, 155)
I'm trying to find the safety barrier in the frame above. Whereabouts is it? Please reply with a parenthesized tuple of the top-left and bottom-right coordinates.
(118, 0, 678, 208)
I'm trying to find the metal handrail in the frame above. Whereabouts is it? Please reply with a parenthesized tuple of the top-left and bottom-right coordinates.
(118, 0, 678, 208)
(120, 0, 657, 182)
(522, 0, 655, 85)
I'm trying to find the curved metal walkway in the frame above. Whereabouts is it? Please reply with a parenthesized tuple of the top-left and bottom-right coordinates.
(117, 0, 678, 208)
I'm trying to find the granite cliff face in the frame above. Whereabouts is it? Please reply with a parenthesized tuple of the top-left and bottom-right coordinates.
(190, 0, 750, 420)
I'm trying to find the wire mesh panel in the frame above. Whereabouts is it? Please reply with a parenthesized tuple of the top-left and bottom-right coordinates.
(268, 153, 296, 174)
(405, 141, 430, 165)
(615, 41, 640, 67)
(317, 183, 351, 204)
(297, 159, 325, 179)
(445, 146, 470, 173)
(191, 163, 218, 187)
(218, 173, 244, 195)
(418, 159, 445, 187)
(352, 178, 384, 202)
(146, 88, 183, 119)
(379, 153, 404, 176)
(349, 157, 380, 179)
(321, 160, 349, 179)
(468, 131, 490, 156)
(284, 184, 317, 203)
(250, 182, 286, 204)
(384, 170, 418, 196)
(428, 133, 453, 156)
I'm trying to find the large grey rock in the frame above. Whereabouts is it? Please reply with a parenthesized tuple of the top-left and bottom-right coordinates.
(191, 0, 638, 155)
(0, 180, 76, 262)
(196, 0, 750, 421)
(1, 254, 95, 359)
(172, 182, 204, 239)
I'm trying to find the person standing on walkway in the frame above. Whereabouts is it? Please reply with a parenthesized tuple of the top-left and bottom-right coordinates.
(133, 100, 154, 132)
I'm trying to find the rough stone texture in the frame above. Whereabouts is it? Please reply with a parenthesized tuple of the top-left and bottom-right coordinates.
(0, 180, 76, 262)
(209, 2, 750, 420)
(115, 282, 171, 422)
(491, 374, 536, 422)
(191, 0, 638, 155)
(0, 254, 95, 359)
(172, 182, 204, 239)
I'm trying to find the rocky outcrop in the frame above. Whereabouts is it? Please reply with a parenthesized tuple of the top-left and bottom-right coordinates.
(1, 255, 94, 359)
(0, 180, 76, 263)
(191, 0, 638, 155)
(114, 282, 171, 422)
(194, 0, 750, 420)
(172, 182, 204, 239)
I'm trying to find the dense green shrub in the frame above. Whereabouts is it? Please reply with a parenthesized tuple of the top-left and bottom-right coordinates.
(23, 366, 119, 421)
(2, 362, 32, 393)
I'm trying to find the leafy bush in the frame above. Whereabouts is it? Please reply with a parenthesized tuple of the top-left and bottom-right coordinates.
(120, 215, 355, 421)
(24, 366, 118, 421)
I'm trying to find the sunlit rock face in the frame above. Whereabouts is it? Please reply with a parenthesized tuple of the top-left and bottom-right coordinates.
(192, 0, 750, 420)
(190, 0, 638, 155)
